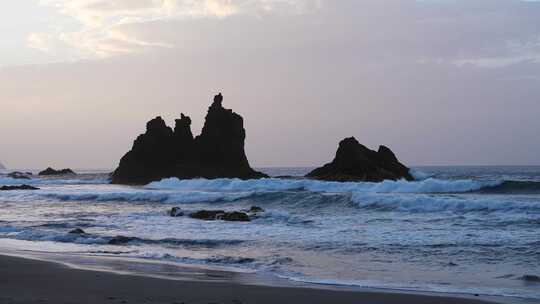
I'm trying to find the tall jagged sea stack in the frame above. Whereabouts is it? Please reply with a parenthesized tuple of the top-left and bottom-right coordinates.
(111, 93, 267, 185)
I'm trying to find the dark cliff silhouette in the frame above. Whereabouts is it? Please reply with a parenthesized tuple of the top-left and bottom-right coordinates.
(307, 137, 413, 182)
(111, 93, 267, 185)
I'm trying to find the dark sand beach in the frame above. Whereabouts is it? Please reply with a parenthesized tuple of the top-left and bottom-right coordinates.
(0, 254, 502, 304)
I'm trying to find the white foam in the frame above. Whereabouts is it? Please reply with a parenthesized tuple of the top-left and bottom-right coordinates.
(147, 177, 496, 194)
(39, 189, 253, 204)
(410, 169, 433, 180)
(280, 275, 540, 300)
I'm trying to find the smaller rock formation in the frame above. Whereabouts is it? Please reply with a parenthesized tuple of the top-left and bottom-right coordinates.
(307, 137, 413, 182)
(0, 185, 39, 191)
(39, 167, 76, 176)
(7, 172, 32, 179)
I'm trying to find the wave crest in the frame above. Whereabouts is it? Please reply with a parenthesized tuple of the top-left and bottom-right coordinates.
(147, 177, 495, 194)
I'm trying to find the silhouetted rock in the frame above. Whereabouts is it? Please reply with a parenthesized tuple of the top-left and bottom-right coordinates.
(111, 116, 176, 184)
(307, 137, 413, 182)
(111, 93, 267, 184)
(0, 185, 39, 191)
(7, 171, 32, 180)
(39, 167, 76, 176)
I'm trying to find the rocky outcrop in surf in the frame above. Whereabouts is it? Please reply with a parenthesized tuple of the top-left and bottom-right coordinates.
(39, 167, 76, 176)
(189, 210, 251, 222)
(0, 185, 39, 191)
(168, 206, 264, 222)
(111, 93, 267, 185)
(307, 137, 413, 182)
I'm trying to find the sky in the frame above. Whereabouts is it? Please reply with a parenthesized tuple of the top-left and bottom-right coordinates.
(1, 0, 540, 169)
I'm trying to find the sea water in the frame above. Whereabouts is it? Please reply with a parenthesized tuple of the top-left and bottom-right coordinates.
(0, 166, 539, 300)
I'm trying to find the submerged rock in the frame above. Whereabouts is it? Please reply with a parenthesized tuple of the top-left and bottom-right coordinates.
(111, 93, 267, 185)
(108, 236, 140, 245)
(69, 228, 86, 234)
(169, 207, 184, 217)
(189, 210, 226, 221)
(0, 185, 39, 191)
(520, 275, 540, 282)
(7, 171, 32, 179)
(220, 211, 251, 222)
(39, 167, 76, 176)
(307, 137, 413, 182)
(189, 210, 251, 222)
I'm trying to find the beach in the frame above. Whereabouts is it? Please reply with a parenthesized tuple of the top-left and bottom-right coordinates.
(0, 254, 504, 304)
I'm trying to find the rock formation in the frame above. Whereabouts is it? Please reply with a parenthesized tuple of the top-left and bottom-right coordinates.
(189, 210, 251, 222)
(0, 185, 39, 191)
(168, 206, 264, 222)
(307, 137, 413, 182)
(39, 167, 76, 176)
(111, 93, 267, 185)
(0, 162, 5, 170)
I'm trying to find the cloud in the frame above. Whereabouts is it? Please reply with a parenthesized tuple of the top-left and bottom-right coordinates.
(29, 0, 321, 57)
(6, 1, 540, 168)
(27, 33, 56, 52)
(26, 0, 540, 69)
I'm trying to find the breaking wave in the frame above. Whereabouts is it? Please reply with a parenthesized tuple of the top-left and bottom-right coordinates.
(38, 190, 253, 204)
(2, 226, 246, 248)
(351, 193, 540, 213)
(147, 177, 497, 194)
(474, 180, 540, 194)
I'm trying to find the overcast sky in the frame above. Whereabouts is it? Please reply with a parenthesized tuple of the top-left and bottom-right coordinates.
(1, 0, 540, 169)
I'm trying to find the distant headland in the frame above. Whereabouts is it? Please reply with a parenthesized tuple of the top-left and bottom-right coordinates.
(112, 93, 412, 185)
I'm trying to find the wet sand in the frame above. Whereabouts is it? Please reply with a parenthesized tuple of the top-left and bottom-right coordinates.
(0, 254, 501, 304)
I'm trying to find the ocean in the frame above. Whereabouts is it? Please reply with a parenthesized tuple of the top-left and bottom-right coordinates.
(0, 166, 539, 301)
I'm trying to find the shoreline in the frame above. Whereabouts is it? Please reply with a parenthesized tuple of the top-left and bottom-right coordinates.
(0, 252, 519, 304)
